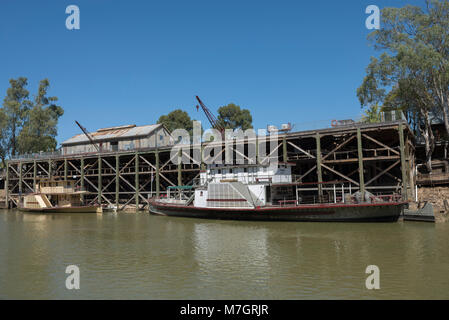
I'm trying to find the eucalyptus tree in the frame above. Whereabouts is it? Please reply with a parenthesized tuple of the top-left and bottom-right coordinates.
(17, 79, 64, 154)
(357, 0, 449, 171)
(1, 77, 31, 157)
(1, 78, 64, 160)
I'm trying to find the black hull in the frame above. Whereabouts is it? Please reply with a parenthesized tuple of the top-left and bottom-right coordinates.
(149, 200, 405, 222)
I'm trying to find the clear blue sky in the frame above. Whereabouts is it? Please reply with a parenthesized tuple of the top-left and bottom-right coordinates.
(0, 0, 425, 146)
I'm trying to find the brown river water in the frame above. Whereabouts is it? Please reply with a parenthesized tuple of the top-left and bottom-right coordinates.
(1, 209, 448, 299)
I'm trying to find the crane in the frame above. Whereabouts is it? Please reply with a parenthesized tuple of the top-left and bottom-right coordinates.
(75, 120, 100, 152)
(195, 96, 225, 135)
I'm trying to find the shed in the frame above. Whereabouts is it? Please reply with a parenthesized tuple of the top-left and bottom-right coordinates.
(61, 123, 173, 155)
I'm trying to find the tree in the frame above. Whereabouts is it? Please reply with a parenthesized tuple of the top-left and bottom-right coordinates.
(0, 78, 63, 162)
(216, 103, 253, 131)
(357, 0, 449, 171)
(17, 79, 64, 154)
(1, 77, 31, 157)
(157, 109, 193, 135)
(0, 108, 7, 166)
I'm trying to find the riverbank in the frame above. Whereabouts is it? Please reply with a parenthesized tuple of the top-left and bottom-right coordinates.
(410, 186, 449, 223)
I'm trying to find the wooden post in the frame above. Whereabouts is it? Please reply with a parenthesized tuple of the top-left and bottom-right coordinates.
(135, 152, 139, 209)
(315, 133, 323, 202)
(17, 162, 23, 207)
(116, 155, 120, 209)
(155, 150, 160, 197)
(81, 157, 85, 203)
(200, 144, 205, 171)
(399, 123, 408, 201)
(5, 162, 9, 209)
(357, 128, 365, 198)
(177, 148, 182, 186)
(98, 156, 102, 205)
(64, 158, 68, 181)
(48, 160, 52, 179)
(255, 136, 259, 164)
(18, 162, 22, 198)
(33, 160, 37, 191)
(283, 135, 287, 163)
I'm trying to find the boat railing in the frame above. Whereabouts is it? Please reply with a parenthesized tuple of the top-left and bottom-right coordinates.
(293, 181, 403, 205)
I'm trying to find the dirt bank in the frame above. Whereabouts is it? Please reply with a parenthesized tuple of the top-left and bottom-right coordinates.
(410, 186, 449, 223)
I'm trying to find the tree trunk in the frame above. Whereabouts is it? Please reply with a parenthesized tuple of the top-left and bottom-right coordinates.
(443, 99, 449, 140)
(420, 108, 435, 172)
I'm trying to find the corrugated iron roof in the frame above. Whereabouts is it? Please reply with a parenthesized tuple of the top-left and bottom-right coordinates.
(62, 124, 163, 145)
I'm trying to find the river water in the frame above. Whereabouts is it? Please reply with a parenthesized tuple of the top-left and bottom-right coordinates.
(0, 209, 448, 300)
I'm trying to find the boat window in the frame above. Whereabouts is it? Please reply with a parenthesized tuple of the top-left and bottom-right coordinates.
(229, 169, 233, 173)
(218, 170, 221, 174)
(244, 168, 247, 172)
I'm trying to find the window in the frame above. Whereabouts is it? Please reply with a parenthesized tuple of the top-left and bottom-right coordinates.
(111, 141, 118, 151)
(229, 169, 233, 173)
(159, 135, 164, 141)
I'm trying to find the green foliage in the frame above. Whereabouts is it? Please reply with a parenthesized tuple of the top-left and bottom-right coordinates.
(358, 0, 449, 123)
(157, 109, 193, 135)
(216, 103, 253, 131)
(362, 104, 383, 123)
(0, 78, 63, 164)
(1, 77, 31, 158)
(357, 0, 449, 168)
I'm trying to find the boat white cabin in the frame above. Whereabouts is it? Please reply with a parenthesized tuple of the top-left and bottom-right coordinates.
(20, 179, 98, 213)
(194, 163, 295, 209)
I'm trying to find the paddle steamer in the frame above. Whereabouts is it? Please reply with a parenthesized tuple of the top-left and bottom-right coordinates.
(149, 163, 405, 222)
(19, 179, 99, 213)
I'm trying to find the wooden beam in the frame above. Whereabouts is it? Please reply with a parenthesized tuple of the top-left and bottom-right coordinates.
(357, 128, 365, 197)
(296, 165, 317, 182)
(33, 160, 37, 192)
(287, 141, 315, 159)
(5, 163, 9, 208)
(323, 156, 400, 164)
(64, 159, 68, 181)
(362, 133, 400, 155)
(81, 157, 85, 203)
(316, 133, 323, 201)
(177, 148, 182, 186)
(398, 123, 408, 200)
(283, 136, 287, 162)
(155, 150, 160, 197)
(116, 155, 120, 209)
(98, 156, 102, 205)
(18, 162, 22, 203)
(322, 135, 356, 161)
(201, 144, 206, 170)
(321, 163, 360, 186)
(365, 160, 400, 186)
(135, 152, 139, 209)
